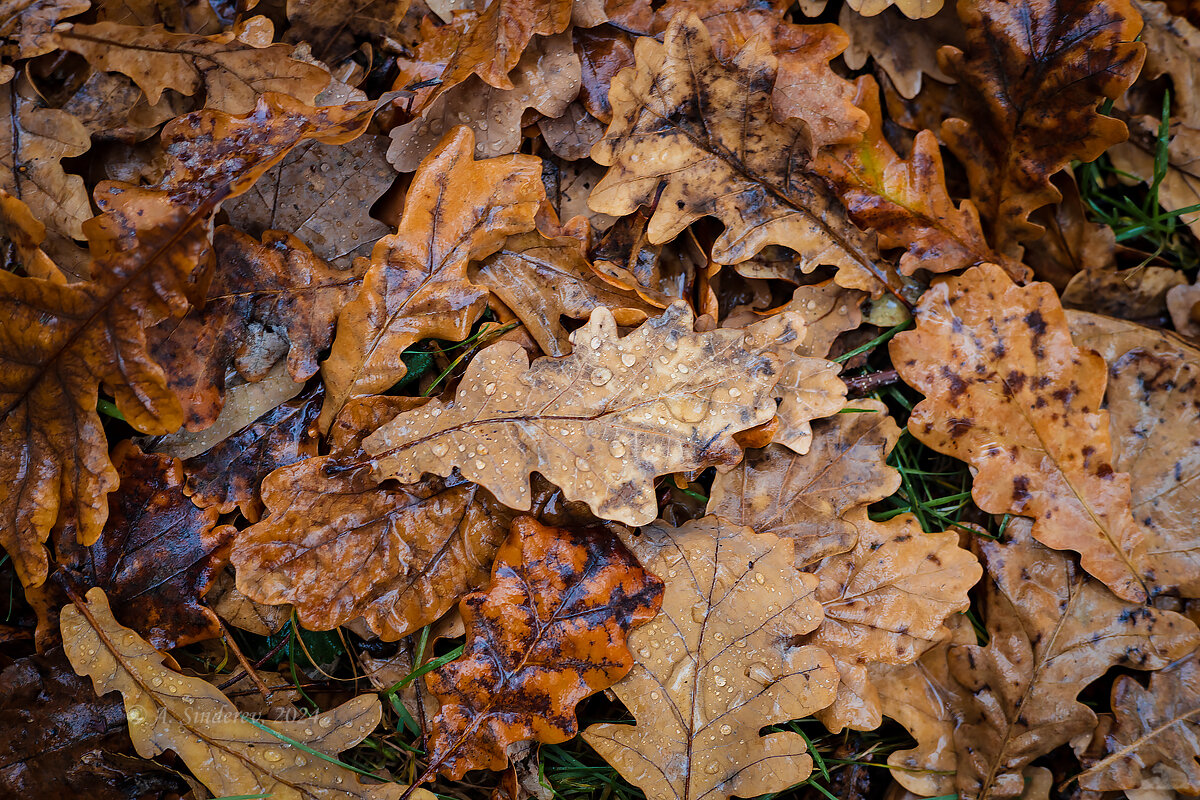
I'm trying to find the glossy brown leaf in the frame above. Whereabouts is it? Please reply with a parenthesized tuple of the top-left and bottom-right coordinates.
(947, 520, 1198, 799)
(61, 587, 431, 800)
(321, 125, 544, 427)
(363, 303, 789, 526)
(151, 226, 362, 430)
(1061, 265, 1185, 320)
(470, 229, 657, 356)
(182, 387, 322, 522)
(423, 517, 662, 779)
(433, 0, 572, 94)
(708, 401, 902, 567)
(583, 516, 839, 800)
(57, 19, 331, 114)
(1078, 649, 1200, 794)
(938, 0, 1146, 255)
(1, 647, 183, 799)
(285, 0, 411, 63)
(891, 263, 1164, 602)
(589, 13, 886, 293)
(0, 94, 379, 588)
(0, 0, 89, 60)
(0, 188, 58, 279)
(575, 27, 634, 124)
(817, 76, 1005, 278)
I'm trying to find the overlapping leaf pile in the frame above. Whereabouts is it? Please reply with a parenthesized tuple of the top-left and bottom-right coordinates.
(1, 0, 1199, 798)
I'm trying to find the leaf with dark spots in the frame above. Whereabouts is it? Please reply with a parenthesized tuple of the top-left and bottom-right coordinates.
(892, 264, 1168, 602)
(946, 519, 1198, 800)
(149, 225, 362, 430)
(181, 387, 322, 522)
(423, 516, 663, 779)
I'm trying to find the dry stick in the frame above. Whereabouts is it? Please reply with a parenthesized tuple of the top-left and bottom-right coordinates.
(844, 369, 900, 396)
(216, 615, 276, 702)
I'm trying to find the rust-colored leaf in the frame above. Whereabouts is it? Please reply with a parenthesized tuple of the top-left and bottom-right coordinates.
(57, 18, 331, 114)
(938, 0, 1146, 255)
(363, 303, 789, 526)
(891, 263, 1164, 602)
(434, 0, 572, 94)
(0, 94, 379, 588)
(588, 13, 885, 293)
(321, 125, 544, 427)
(947, 520, 1198, 799)
(0, 0, 89, 60)
(423, 516, 663, 778)
(583, 516, 839, 800)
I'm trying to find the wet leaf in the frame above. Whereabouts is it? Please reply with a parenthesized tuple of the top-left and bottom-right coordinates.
(1061, 265, 1186, 320)
(424, 516, 662, 778)
(840, 5, 960, 99)
(363, 303, 788, 526)
(938, 0, 1146, 256)
(61, 586, 433, 800)
(589, 13, 885, 292)
(0, 0, 89, 60)
(583, 516, 839, 800)
(891, 263, 1165, 602)
(433, 0, 572, 94)
(947, 520, 1199, 799)
(321, 125, 543, 427)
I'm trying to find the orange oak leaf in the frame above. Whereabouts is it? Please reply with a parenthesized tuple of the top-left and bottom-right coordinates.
(422, 516, 663, 779)
(0, 94, 380, 588)
(891, 263, 1162, 602)
(320, 125, 544, 428)
(434, 0, 573, 94)
(938, 0, 1146, 256)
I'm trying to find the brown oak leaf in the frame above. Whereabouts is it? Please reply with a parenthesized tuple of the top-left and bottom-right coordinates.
(588, 13, 885, 293)
(57, 18, 331, 114)
(321, 125, 544, 428)
(434, 0, 572, 94)
(0, 94, 380, 588)
(150, 226, 362, 430)
(947, 519, 1199, 800)
(0, 188, 58, 279)
(363, 303, 787, 526)
(61, 587, 432, 800)
(840, 5, 960, 99)
(583, 516, 839, 800)
(0, 0, 89, 60)
(708, 400, 902, 567)
(938, 0, 1146, 256)
(285, 0, 412, 63)
(891, 263, 1163, 602)
(423, 516, 662, 779)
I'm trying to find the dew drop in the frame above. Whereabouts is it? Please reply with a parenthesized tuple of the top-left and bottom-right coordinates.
(319, 716, 333, 729)
(621, 353, 637, 367)
(590, 336, 603, 349)
(728, 387, 742, 399)
(691, 603, 706, 623)
(720, 724, 733, 735)
(608, 440, 627, 457)
(295, 756, 308, 767)
(575, 457, 591, 471)
(150, 676, 163, 687)
(714, 676, 727, 687)
(484, 382, 497, 396)
(432, 443, 448, 457)
(475, 459, 486, 470)
(677, 364, 689, 374)
(704, 762, 720, 775)
(264, 749, 283, 763)
(168, 685, 178, 694)
(650, 691, 660, 700)
(127, 707, 145, 724)
(755, 572, 765, 584)
(591, 367, 613, 386)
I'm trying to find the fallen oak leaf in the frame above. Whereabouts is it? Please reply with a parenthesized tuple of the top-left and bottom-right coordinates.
(588, 13, 886, 294)
(0, 188, 59, 280)
(56, 17, 331, 114)
(891, 263, 1162, 602)
(583, 516, 839, 800)
(0, 0, 89, 61)
(419, 516, 662, 779)
(0, 93, 381, 588)
(321, 125, 544, 429)
(839, 5, 960, 100)
(61, 586, 432, 800)
(947, 520, 1199, 800)
(363, 302, 787, 527)
(937, 0, 1146, 256)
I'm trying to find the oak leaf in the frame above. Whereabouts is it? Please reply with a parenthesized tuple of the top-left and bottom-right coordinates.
(387, 33, 579, 172)
(0, 94, 380, 588)
(285, 0, 412, 63)
(1, 79, 92, 242)
(1109, 117, 1200, 240)
(150, 226, 362, 430)
(1077, 649, 1200, 794)
(57, 18, 331, 114)
(363, 302, 786, 526)
(840, 5, 960, 99)
(224, 134, 396, 270)
(321, 125, 544, 428)
(0, 0, 89, 60)
(1062, 265, 1185, 319)
(938, 0, 1146, 255)
(575, 27, 634, 124)
(181, 387, 322, 523)
(0, 188, 58, 279)
(891, 263, 1162, 602)
(947, 520, 1199, 800)
(1023, 174, 1117, 288)
(588, 13, 884, 293)
(424, 517, 663, 778)
(434, 0, 572, 94)
(817, 76, 1005, 278)
(583, 516, 839, 800)
(61, 587, 431, 800)
(708, 401, 901, 566)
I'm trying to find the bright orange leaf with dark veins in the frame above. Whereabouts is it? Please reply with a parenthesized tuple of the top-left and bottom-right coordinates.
(0, 93, 379, 589)
(891, 263, 1161, 602)
(423, 517, 663, 780)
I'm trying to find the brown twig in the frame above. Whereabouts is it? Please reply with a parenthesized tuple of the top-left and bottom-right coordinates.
(844, 369, 900, 396)
(217, 616, 276, 702)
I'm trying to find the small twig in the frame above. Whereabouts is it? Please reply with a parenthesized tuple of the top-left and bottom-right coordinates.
(217, 633, 291, 691)
(217, 616, 276, 702)
(843, 369, 900, 396)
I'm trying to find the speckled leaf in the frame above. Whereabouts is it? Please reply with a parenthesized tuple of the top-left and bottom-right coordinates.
(583, 516, 839, 800)
(424, 517, 662, 778)
(433, 0, 572, 93)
